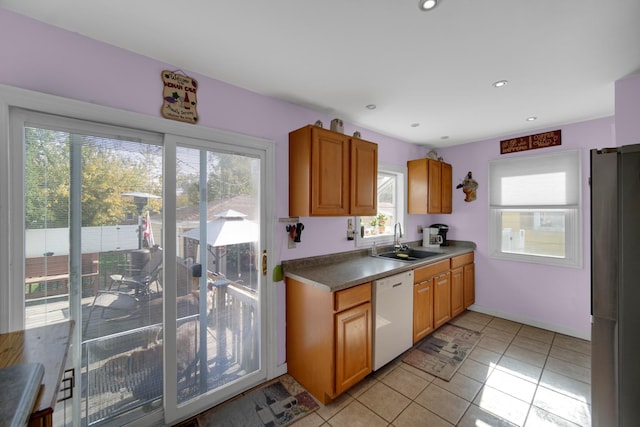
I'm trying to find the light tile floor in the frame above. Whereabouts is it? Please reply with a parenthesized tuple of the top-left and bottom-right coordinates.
(291, 311, 592, 427)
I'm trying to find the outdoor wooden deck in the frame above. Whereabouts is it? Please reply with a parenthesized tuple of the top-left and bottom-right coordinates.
(26, 275, 259, 426)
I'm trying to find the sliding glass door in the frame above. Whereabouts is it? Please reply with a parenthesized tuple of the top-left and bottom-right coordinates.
(164, 134, 266, 423)
(10, 107, 268, 426)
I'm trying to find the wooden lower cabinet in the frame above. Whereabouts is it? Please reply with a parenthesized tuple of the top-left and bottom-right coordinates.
(335, 302, 372, 395)
(413, 252, 475, 343)
(463, 262, 475, 308)
(413, 279, 434, 343)
(450, 266, 465, 317)
(413, 259, 450, 343)
(451, 252, 475, 309)
(433, 272, 452, 328)
(286, 278, 372, 404)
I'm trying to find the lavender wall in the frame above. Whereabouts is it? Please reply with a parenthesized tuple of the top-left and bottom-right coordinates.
(435, 117, 615, 338)
(615, 72, 640, 146)
(2, 8, 631, 356)
(0, 9, 424, 365)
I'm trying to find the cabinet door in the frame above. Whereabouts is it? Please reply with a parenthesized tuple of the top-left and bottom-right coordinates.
(450, 266, 464, 317)
(350, 138, 378, 216)
(441, 162, 452, 214)
(311, 128, 350, 215)
(407, 158, 452, 214)
(427, 159, 442, 213)
(335, 302, 372, 395)
(407, 158, 428, 214)
(413, 280, 434, 343)
(463, 263, 475, 308)
(433, 272, 451, 328)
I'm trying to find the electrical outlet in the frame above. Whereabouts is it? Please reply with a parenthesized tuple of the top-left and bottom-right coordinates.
(348, 218, 353, 230)
(417, 225, 423, 233)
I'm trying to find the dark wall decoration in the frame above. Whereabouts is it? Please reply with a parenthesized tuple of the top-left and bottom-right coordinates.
(500, 130, 561, 154)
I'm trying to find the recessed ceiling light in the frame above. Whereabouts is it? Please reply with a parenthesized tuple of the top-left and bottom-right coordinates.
(365, 104, 376, 110)
(493, 80, 508, 88)
(526, 116, 537, 121)
(410, 123, 420, 127)
(418, 0, 438, 11)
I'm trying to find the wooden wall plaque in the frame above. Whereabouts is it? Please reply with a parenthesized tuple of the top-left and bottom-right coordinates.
(500, 130, 561, 154)
(161, 70, 199, 124)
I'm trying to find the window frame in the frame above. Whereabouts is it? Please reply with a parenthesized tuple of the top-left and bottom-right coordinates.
(488, 149, 582, 268)
(355, 163, 406, 248)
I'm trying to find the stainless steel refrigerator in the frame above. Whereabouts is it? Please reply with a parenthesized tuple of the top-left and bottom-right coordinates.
(591, 144, 640, 427)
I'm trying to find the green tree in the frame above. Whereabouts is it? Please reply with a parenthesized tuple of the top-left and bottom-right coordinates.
(25, 127, 162, 228)
(25, 128, 70, 228)
(81, 138, 160, 226)
(179, 152, 255, 205)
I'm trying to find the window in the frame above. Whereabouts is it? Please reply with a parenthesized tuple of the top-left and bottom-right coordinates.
(489, 150, 582, 267)
(356, 164, 405, 246)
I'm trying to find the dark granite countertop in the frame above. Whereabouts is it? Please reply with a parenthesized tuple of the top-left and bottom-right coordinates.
(282, 240, 476, 292)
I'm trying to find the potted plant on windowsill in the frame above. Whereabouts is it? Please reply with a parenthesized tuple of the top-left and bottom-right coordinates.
(369, 217, 378, 235)
(377, 213, 386, 234)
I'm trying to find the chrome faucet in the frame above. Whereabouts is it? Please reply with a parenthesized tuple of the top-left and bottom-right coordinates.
(394, 222, 408, 252)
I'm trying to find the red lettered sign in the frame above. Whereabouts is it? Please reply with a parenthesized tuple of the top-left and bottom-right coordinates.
(500, 130, 561, 154)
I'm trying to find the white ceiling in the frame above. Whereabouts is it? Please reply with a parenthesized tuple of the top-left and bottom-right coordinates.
(2, 0, 639, 147)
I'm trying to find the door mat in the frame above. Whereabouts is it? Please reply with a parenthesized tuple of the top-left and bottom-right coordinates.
(196, 375, 319, 427)
(402, 323, 483, 381)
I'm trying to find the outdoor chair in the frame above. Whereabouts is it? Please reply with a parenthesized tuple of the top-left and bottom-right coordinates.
(109, 263, 163, 297)
(83, 290, 140, 336)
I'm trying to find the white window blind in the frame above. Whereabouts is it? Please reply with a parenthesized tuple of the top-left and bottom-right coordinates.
(489, 150, 581, 207)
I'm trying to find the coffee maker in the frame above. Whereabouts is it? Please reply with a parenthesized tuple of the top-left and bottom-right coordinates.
(429, 224, 449, 246)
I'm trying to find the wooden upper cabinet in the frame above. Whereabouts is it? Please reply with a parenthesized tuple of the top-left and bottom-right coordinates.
(289, 125, 377, 217)
(311, 129, 350, 215)
(428, 159, 442, 213)
(407, 158, 452, 214)
(350, 137, 378, 216)
(441, 162, 452, 213)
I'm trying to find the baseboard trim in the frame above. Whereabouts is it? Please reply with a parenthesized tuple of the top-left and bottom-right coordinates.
(467, 304, 591, 341)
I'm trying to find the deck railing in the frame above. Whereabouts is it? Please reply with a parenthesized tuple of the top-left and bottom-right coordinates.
(81, 276, 259, 424)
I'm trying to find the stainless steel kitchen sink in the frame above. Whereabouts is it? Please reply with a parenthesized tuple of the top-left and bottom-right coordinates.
(375, 249, 441, 262)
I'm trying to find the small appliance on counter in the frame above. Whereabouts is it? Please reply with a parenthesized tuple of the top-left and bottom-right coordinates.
(423, 227, 442, 247)
(429, 223, 449, 246)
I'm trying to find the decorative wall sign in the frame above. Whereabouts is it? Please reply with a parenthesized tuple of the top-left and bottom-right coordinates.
(161, 70, 198, 124)
(500, 130, 561, 154)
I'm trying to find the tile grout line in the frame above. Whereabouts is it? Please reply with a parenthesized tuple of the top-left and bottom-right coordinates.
(307, 314, 591, 427)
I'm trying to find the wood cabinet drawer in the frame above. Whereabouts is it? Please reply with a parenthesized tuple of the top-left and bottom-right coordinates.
(450, 252, 474, 269)
(334, 282, 371, 312)
(414, 260, 450, 283)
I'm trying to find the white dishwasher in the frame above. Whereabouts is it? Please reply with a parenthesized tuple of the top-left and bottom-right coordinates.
(373, 270, 414, 370)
